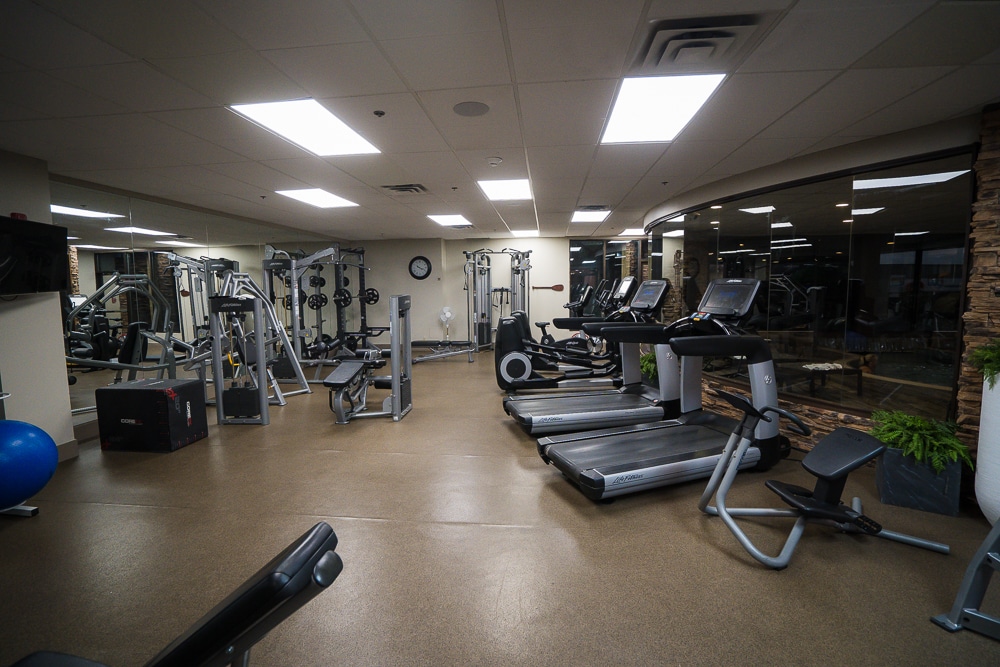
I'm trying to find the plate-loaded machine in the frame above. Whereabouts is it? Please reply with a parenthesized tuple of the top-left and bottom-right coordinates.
(502, 279, 672, 435)
(323, 295, 413, 424)
(537, 278, 784, 500)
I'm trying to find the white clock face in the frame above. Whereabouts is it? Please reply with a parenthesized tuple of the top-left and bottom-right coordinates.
(410, 256, 431, 279)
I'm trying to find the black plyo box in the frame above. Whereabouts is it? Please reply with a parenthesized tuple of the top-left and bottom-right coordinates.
(96, 378, 208, 452)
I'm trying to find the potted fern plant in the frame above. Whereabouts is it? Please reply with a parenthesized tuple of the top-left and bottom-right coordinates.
(869, 409, 973, 516)
(970, 339, 1000, 524)
(639, 351, 658, 385)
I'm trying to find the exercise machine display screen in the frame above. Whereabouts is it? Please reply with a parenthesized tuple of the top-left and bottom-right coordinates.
(697, 279, 760, 318)
(613, 276, 637, 300)
(629, 280, 669, 311)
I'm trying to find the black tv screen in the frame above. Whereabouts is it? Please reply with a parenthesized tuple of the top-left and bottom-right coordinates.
(0, 217, 69, 296)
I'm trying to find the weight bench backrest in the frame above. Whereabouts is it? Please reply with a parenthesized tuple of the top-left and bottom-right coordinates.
(118, 321, 149, 365)
(323, 360, 368, 390)
(11, 523, 343, 667)
(143, 521, 342, 667)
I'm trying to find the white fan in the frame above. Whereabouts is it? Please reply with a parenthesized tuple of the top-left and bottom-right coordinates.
(439, 306, 455, 340)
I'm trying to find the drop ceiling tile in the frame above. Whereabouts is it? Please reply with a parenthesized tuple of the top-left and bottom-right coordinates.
(645, 0, 794, 20)
(150, 107, 307, 161)
(508, 22, 635, 83)
(264, 42, 408, 98)
(200, 160, 308, 192)
(855, 1, 1000, 68)
(263, 157, 369, 191)
(0, 118, 114, 155)
(391, 151, 473, 191)
(680, 70, 837, 142)
(0, 1, 132, 69)
(759, 66, 955, 139)
(532, 177, 585, 212)
(46, 145, 189, 172)
(715, 137, 821, 175)
(350, 0, 501, 40)
(47, 61, 214, 112)
(35, 0, 245, 58)
(417, 86, 521, 151)
(518, 79, 618, 147)
(148, 50, 307, 106)
(324, 154, 414, 189)
(195, 0, 368, 49)
(525, 145, 595, 183)
(739, 0, 933, 73)
(320, 93, 449, 154)
(0, 99, 43, 122)
(455, 149, 527, 180)
(588, 144, 667, 181)
(0, 69, 127, 117)
(380, 31, 510, 90)
(843, 64, 1000, 137)
(504, 0, 645, 31)
(73, 114, 202, 147)
(578, 177, 637, 205)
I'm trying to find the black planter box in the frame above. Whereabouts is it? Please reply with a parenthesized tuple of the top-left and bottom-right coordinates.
(96, 378, 208, 452)
(875, 447, 961, 516)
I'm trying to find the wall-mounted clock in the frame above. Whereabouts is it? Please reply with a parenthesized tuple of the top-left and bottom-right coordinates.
(408, 255, 432, 280)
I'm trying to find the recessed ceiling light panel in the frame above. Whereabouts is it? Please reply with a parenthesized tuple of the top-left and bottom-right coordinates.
(276, 188, 358, 208)
(511, 229, 538, 237)
(478, 179, 532, 201)
(105, 226, 174, 236)
(429, 214, 472, 227)
(51, 204, 124, 219)
(601, 74, 725, 143)
(231, 99, 379, 156)
(572, 210, 610, 223)
(853, 170, 969, 190)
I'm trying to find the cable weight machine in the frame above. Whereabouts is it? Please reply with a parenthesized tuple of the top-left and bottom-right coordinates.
(464, 248, 531, 350)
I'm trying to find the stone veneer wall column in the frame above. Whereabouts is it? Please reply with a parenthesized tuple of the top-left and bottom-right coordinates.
(958, 104, 1000, 450)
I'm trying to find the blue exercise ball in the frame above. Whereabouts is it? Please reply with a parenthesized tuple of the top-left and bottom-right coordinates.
(0, 420, 59, 511)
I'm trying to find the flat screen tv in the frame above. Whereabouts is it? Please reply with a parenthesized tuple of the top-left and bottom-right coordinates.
(0, 217, 69, 296)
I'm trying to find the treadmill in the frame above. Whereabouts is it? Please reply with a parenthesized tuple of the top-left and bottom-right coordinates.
(503, 279, 673, 435)
(536, 278, 784, 500)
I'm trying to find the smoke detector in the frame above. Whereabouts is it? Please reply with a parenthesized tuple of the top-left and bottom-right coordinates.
(486, 156, 503, 168)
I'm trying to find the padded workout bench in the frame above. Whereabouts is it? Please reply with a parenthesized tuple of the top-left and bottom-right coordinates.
(323, 294, 413, 425)
(9, 522, 343, 667)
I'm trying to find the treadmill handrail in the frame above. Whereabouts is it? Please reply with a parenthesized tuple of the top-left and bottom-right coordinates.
(585, 323, 669, 342)
(669, 334, 772, 365)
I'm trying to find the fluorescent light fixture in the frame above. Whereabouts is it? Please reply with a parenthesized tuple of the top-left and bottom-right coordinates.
(570, 246, 582, 251)
(843, 219, 854, 223)
(276, 188, 357, 208)
(710, 220, 720, 225)
(478, 179, 532, 201)
(619, 228, 645, 236)
(852, 207, 885, 215)
(51, 204, 124, 219)
(582, 260, 597, 264)
(156, 240, 205, 247)
(853, 170, 969, 190)
(607, 239, 630, 244)
(748, 252, 771, 256)
(894, 231, 930, 236)
(601, 74, 725, 143)
(719, 248, 756, 255)
(836, 202, 850, 208)
(771, 222, 793, 228)
(572, 210, 610, 223)
(666, 214, 685, 222)
(740, 206, 775, 214)
(105, 226, 174, 236)
(72, 244, 127, 250)
(711, 205, 722, 210)
(67, 236, 80, 240)
(771, 238, 807, 245)
(511, 230, 538, 238)
(428, 214, 471, 227)
(663, 230, 684, 238)
(774, 243, 813, 249)
(230, 99, 379, 156)
(651, 252, 663, 257)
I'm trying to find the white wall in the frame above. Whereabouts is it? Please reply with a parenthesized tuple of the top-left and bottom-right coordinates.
(0, 150, 76, 458)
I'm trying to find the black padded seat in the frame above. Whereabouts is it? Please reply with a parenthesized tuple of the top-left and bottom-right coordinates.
(323, 359, 368, 389)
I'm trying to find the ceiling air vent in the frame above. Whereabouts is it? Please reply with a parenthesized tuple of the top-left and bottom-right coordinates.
(633, 14, 776, 74)
(579, 205, 611, 211)
(381, 183, 429, 195)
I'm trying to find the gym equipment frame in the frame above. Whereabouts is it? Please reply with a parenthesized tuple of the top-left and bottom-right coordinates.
(464, 248, 531, 351)
(932, 519, 1000, 641)
(325, 294, 412, 424)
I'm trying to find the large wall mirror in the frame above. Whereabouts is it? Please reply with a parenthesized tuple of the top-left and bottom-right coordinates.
(54, 181, 330, 421)
(648, 153, 973, 420)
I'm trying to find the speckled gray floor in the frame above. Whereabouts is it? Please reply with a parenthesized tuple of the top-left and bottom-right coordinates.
(3, 354, 1000, 666)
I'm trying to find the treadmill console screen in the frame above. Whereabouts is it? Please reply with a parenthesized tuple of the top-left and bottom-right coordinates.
(613, 275, 637, 299)
(629, 280, 668, 311)
(697, 279, 761, 318)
